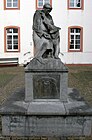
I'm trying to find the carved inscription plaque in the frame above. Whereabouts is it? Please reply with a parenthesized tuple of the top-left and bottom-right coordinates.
(33, 74, 60, 99)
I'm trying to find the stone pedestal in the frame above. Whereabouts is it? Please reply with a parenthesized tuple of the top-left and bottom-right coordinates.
(0, 58, 92, 137)
(0, 88, 92, 137)
(25, 58, 68, 102)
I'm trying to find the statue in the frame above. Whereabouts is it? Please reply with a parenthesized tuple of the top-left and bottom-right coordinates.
(33, 3, 61, 59)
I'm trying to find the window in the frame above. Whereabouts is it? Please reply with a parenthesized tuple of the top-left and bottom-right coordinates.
(4, 0, 20, 10)
(68, 0, 84, 9)
(68, 26, 83, 52)
(4, 26, 20, 52)
(36, 0, 52, 9)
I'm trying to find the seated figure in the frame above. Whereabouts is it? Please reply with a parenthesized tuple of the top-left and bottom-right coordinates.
(33, 3, 61, 59)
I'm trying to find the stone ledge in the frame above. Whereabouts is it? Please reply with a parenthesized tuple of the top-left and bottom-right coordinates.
(2, 115, 92, 136)
(0, 88, 92, 116)
(25, 58, 68, 72)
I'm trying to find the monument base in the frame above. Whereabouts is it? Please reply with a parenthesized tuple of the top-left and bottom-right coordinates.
(0, 88, 92, 137)
(25, 58, 68, 102)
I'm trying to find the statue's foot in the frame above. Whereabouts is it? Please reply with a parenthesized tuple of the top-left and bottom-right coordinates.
(54, 56, 59, 59)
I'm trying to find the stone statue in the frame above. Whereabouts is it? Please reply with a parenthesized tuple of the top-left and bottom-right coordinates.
(33, 3, 61, 59)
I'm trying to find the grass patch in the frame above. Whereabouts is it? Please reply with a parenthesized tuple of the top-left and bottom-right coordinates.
(74, 71, 92, 80)
(0, 74, 16, 88)
(70, 71, 92, 85)
(68, 66, 92, 105)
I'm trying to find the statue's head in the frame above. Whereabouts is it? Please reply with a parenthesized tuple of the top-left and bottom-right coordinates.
(43, 3, 52, 10)
(43, 3, 52, 14)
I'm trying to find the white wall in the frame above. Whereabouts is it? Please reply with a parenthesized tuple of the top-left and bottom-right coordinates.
(0, 0, 35, 64)
(51, 0, 92, 64)
(0, 0, 92, 64)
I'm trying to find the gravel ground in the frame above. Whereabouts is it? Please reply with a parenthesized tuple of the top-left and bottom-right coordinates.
(0, 65, 92, 140)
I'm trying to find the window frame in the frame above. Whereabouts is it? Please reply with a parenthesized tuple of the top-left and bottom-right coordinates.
(67, 0, 84, 10)
(68, 26, 83, 52)
(4, 26, 20, 52)
(4, 0, 20, 10)
(36, 0, 52, 10)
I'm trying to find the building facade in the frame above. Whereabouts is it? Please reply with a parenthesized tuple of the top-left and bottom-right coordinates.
(0, 0, 92, 65)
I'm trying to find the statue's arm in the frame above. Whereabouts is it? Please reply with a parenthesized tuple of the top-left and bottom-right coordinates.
(41, 13, 61, 34)
(33, 11, 44, 37)
(42, 14, 55, 31)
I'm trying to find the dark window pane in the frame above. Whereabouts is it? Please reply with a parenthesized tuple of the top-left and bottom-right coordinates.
(13, 28, 18, 33)
(70, 0, 74, 7)
(13, 35, 18, 39)
(7, 44, 12, 49)
(7, 35, 12, 39)
(45, 0, 50, 4)
(77, 3, 80, 7)
(70, 40, 74, 45)
(70, 45, 74, 49)
(7, 29, 12, 33)
(13, 35, 18, 44)
(13, 3, 18, 7)
(13, 39, 18, 44)
(76, 28, 80, 33)
(13, 0, 18, 7)
(76, 0, 81, 7)
(71, 35, 74, 39)
(76, 35, 80, 39)
(38, 0, 43, 6)
(7, 0, 12, 2)
(13, 45, 18, 49)
(13, 0, 18, 2)
(71, 29, 74, 33)
(7, 40, 12, 44)
(75, 40, 80, 44)
(75, 45, 80, 49)
(7, 3, 12, 7)
(70, 3, 74, 7)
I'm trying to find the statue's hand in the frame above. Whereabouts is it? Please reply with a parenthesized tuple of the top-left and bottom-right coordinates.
(37, 32, 51, 39)
(41, 12, 46, 20)
(50, 31, 60, 39)
(37, 32, 43, 38)
(43, 33, 51, 39)
(50, 26, 61, 34)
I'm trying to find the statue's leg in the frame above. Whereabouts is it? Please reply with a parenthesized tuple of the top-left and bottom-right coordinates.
(53, 38, 60, 58)
(33, 31, 51, 58)
(36, 42, 48, 58)
(36, 40, 53, 58)
(33, 31, 42, 57)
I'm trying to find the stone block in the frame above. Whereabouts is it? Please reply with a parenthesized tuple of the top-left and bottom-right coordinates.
(83, 117, 92, 136)
(27, 102, 65, 115)
(2, 115, 92, 137)
(25, 58, 68, 102)
(2, 116, 26, 136)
